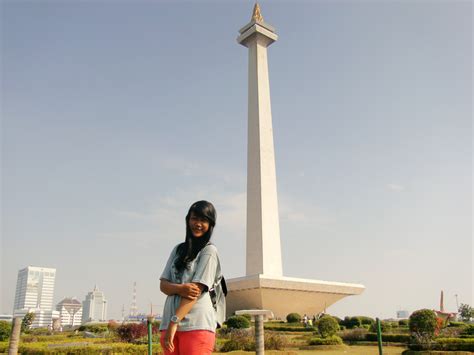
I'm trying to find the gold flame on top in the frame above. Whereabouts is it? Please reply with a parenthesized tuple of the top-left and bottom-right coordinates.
(252, 3, 264, 22)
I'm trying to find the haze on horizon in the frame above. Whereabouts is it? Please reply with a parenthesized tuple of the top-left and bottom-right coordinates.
(1, 0, 472, 320)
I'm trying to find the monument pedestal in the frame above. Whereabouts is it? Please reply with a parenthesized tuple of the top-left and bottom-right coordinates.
(226, 274, 364, 319)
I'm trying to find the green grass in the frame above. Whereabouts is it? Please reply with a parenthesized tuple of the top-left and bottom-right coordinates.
(214, 345, 406, 354)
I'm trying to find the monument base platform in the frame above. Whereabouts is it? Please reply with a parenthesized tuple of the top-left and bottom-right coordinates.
(226, 274, 365, 319)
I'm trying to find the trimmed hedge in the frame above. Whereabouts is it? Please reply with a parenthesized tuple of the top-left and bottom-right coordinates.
(408, 337, 474, 352)
(365, 332, 411, 343)
(309, 335, 343, 345)
(263, 325, 314, 332)
(0, 342, 151, 354)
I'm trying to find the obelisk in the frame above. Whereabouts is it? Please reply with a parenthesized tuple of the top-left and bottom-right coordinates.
(238, 3, 282, 277)
(225, 4, 365, 319)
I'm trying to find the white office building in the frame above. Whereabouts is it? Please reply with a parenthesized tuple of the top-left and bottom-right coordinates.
(13, 266, 59, 328)
(82, 286, 107, 323)
(56, 297, 83, 327)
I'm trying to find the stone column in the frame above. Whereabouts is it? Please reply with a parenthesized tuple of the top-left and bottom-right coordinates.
(237, 3, 283, 277)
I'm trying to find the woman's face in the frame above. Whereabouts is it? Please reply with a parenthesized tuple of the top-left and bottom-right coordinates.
(188, 212, 210, 238)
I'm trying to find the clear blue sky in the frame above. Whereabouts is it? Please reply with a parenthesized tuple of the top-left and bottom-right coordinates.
(1, 0, 472, 320)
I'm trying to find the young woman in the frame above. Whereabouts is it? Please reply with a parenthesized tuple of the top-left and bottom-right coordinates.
(159, 200, 223, 355)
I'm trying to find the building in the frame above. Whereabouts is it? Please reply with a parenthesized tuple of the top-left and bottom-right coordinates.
(82, 286, 107, 323)
(56, 297, 83, 327)
(396, 310, 409, 319)
(0, 315, 12, 322)
(12, 266, 59, 328)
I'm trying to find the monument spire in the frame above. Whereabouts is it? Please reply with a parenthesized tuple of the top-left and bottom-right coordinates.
(251, 3, 264, 22)
(237, 6, 281, 277)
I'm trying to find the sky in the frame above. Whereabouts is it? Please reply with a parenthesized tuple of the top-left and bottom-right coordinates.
(1, 0, 472, 321)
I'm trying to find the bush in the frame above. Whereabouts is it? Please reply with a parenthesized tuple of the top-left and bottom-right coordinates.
(339, 328, 368, 341)
(370, 320, 393, 333)
(341, 316, 362, 329)
(448, 321, 467, 328)
(409, 309, 438, 345)
(358, 316, 375, 325)
(309, 335, 343, 345)
(263, 325, 314, 332)
(78, 323, 108, 333)
(0, 321, 11, 341)
(116, 323, 148, 343)
(365, 333, 411, 343)
(461, 324, 474, 336)
(219, 329, 254, 352)
(317, 315, 339, 338)
(398, 319, 409, 327)
(286, 313, 301, 323)
(240, 314, 252, 321)
(408, 337, 474, 352)
(264, 332, 287, 350)
(226, 315, 250, 329)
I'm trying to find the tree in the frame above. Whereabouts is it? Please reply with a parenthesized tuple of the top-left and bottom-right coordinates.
(409, 309, 437, 346)
(0, 321, 11, 341)
(21, 312, 35, 333)
(458, 303, 473, 322)
(317, 315, 340, 338)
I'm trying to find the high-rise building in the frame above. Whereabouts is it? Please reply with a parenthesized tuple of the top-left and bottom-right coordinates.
(56, 297, 83, 327)
(12, 266, 59, 328)
(81, 286, 107, 323)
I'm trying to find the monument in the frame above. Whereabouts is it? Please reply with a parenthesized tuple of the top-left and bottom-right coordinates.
(226, 4, 365, 319)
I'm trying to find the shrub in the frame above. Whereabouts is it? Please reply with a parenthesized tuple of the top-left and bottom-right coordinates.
(461, 324, 474, 337)
(286, 313, 301, 323)
(370, 320, 393, 333)
(408, 337, 474, 352)
(263, 325, 314, 332)
(240, 314, 252, 321)
(365, 333, 411, 343)
(116, 323, 147, 343)
(317, 315, 339, 338)
(78, 323, 108, 333)
(339, 328, 368, 342)
(219, 329, 254, 352)
(0, 321, 11, 341)
(264, 332, 287, 350)
(409, 309, 438, 345)
(448, 321, 467, 328)
(358, 316, 375, 325)
(398, 319, 409, 327)
(341, 316, 362, 329)
(226, 315, 250, 329)
(309, 335, 343, 345)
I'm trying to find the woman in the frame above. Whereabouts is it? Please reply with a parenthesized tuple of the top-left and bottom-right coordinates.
(159, 200, 223, 354)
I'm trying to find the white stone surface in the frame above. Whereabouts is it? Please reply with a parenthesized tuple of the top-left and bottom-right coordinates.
(227, 275, 365, 319)
(238, 21, 282, 278)
(229, 7, 366, 319)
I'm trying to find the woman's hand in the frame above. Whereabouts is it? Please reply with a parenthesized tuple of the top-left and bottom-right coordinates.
(164, 322, 178, 352)
(178, 283, 201, 300)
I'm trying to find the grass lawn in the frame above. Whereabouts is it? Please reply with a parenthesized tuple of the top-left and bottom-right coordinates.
(215, 345, 406, 354)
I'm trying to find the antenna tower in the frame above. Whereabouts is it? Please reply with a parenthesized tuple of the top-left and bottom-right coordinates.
(130, 282, 138, 317)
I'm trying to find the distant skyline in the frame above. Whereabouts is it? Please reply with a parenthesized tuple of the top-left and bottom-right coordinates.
(1, 1, 472, 320)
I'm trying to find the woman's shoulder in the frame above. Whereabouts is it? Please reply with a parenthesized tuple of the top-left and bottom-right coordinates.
(201, 243, 218, 256)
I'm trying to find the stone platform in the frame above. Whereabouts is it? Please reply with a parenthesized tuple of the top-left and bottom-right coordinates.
(226, 274, 365, 319)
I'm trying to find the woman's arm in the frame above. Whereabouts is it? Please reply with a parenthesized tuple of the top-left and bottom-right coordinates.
(163, 283, 205, 352)
(160, 279, 201, 300)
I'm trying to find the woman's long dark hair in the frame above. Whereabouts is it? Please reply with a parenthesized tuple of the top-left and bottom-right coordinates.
(174, 200, 217, 272)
